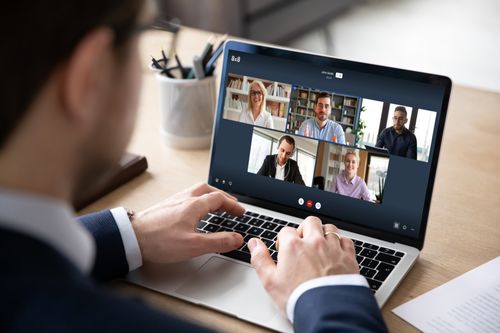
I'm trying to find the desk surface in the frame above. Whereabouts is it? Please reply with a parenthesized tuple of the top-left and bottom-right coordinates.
(81, 28, 500, 332)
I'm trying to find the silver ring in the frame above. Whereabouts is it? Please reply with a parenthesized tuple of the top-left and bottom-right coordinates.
(324, 231, 342, 240)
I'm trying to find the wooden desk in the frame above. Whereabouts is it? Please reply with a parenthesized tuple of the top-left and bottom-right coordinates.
(81, 28, 500, 332)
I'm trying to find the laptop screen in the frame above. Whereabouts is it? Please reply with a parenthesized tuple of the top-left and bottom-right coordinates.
(209, 41, 451, 247)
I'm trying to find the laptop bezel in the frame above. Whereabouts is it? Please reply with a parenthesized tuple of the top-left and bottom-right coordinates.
(208, 40, 452, 250)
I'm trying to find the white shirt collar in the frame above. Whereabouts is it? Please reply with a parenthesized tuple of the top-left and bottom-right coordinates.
(0, 189, 95, 273)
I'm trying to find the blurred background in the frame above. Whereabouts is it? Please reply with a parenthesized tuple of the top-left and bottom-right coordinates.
(157, 0, 500, 92)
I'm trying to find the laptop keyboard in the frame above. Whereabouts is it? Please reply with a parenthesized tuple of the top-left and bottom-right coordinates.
(197, 211, 405, 292)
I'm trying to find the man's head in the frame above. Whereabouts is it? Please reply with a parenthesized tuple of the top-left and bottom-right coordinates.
(343, 151, 359, 177)
(0, 0, 153, 200)
(392, 106, 408, 132)
(314, 92, 332, 122)
(276, 135, 295, 166)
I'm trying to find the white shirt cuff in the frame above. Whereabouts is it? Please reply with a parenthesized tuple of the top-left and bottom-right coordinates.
(286, 274, 369, 323)
(110, 207, 143, 271)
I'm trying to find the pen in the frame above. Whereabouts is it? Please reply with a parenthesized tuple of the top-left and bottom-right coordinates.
(192, 55, 206, 79)
(174, 54, 187, 78)
(199, 35, 215, 67)
(204, 41, 225, 76)
(151, 56, 162, 70)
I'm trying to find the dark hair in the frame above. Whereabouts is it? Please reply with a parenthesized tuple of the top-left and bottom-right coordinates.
(0, 0, 143, 148)
(315, 92, 331, 104)
(278, 135, 295, 150)
(394, 106, 408, 117)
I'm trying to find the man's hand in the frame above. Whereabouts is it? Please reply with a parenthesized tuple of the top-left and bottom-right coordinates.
(132, 182, 244, 264)
(248, 216, 359, 314)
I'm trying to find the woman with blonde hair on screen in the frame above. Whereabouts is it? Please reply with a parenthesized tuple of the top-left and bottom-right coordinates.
(239, 80, 274, 128)
(330, 151, 373, 201)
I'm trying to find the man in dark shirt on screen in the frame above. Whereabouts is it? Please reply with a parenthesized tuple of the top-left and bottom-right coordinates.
(376, 106, 417, 159)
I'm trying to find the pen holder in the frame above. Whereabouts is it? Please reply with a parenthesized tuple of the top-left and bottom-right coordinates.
(156, 73, 216, 149)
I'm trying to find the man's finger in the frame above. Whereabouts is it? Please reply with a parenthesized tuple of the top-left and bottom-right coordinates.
(248, 238, 276, 289)
(193, 232, 244, 256)
(301, 216, 324, 239)
(191, 192, 245, 219)
(189, 182, 238, 201)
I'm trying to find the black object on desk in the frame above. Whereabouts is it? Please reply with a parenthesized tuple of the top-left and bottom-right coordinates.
(73, 152, 148, 211)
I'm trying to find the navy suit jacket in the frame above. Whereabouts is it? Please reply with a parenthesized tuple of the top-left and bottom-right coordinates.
(1, 210, 388, 332)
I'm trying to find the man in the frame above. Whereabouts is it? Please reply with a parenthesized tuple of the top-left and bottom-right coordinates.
(376, 106, 417, 159)
(257, 135, 305, 185)
(298, 92, 345, 144)
(0, 1, 387, 332)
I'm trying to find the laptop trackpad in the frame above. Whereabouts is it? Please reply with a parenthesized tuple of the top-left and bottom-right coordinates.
(175, 256, 279, 323)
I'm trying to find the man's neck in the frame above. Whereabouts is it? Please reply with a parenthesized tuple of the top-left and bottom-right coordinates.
(394, 126, 405, 135)
(315, 118, 328, 129)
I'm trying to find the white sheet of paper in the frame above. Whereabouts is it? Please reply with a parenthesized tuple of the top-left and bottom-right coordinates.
(393, 256, 500, 333)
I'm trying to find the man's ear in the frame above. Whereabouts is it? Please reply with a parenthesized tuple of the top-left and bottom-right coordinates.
(57, 28, 114, 124)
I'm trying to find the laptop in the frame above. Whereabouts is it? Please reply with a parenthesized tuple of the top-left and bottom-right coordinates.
(128, 40, 451, 332)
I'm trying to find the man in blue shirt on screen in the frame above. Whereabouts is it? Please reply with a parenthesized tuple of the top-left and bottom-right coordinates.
(298, 92, 345, 144)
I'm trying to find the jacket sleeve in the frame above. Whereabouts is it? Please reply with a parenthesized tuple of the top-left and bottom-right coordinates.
(78, 210, 129, 281)
(292, 161, 305, 185)
(257, 155, 271, 176)
(294, 285, 388, 333)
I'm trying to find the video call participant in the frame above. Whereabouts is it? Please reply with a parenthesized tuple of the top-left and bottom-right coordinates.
(239, 80, 274, 128)
(330, 151, 373, 201)
(298, 92, 345, 144)
(257, 135, 305, 185)
(376, 106, 417, 159)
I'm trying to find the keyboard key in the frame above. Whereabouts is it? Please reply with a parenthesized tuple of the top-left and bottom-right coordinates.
(234, 223, 250, 233)
(361, 258, 379, 269)
(366, 278, 382, 291)
(197, 221, 208, 230)
(271, 251, 278, 261)
(248, 218, 264, 226)
(355, 246, 362, 254)
(262, 221, 278, 231)
(204, 223, 220, 232)
(202, 214, 212, 221)
(240, 245, 250, 253)
(287, 222, 299, 229)
(209, 216, 224, 224)
(356, 255, 363, 263)
(360, 249, 377, 258)
(363, 243, 379, 251)
(243, 234, 254, 243)
(274, 225, 285, 232)
(360, 267, 376, 278)
(261, 230, 277, 240)
(274, 219, 288, 225)
(223, 213, 235, 219)
(352, 239, 363, 246)
(261, 239, 274, 248)
(235, 215, 251, 223)
(219, 227, 233, 233)
(245, 211, 259, 217)
(222, 250, 250, 263)
(259, 215, 274, 221)
(221, 219, 237, 229)
(374, 262, 395, 282)
(248, 227, 264, 236)
(375, 253, 401, 265)
(395, 251, 405, 258)
(378, 247, 395, 255)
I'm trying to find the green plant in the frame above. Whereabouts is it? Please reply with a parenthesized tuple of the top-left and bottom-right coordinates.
(356, 106, 367, 144)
